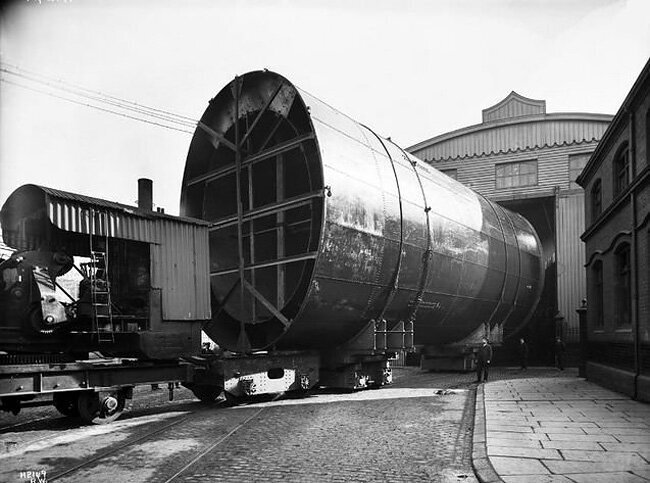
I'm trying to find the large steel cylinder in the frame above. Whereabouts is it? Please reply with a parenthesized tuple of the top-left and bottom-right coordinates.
(181, 71, 544, 352)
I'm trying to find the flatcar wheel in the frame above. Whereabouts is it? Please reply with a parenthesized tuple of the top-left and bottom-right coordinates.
(77, 391, 125, 424)
(190, 385, 222, 404)
(53, 392, 80, 417)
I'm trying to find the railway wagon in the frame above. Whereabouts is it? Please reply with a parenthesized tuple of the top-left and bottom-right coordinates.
(181, 70, 544, 379)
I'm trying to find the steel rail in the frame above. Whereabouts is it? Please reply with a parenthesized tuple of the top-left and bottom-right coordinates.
(47, 409, 209, 481)
(162, 394, 283, 483)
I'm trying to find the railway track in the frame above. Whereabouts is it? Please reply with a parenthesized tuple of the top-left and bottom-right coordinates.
(46, 394, 282, 482)
(0, 416, 52, 433)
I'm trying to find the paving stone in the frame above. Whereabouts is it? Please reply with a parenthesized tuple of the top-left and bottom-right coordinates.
(489, 456, 550, 475)
(540, 440, 603, 451)
(631, 469, 650, 479)
(489, 431, 547, 441)
(487, 445, 562, 460)
(539, 421, 599, 428)
(543, 459, 650, 474)
(564, 472, 648, 483)
(599, 442, 650, 452)
(547, 433, 618, 442)
(594, 421, 647, 428)
(615, 435, 650, 443)
(486, 424, 534, 433)
(584, 427, 650, 435)
(489, 438, 543, 448)
(502, 476, 573, 483)
(560, 450, 647, 465)
(533, 426, 587, 434)
(530, 416, 574, 422)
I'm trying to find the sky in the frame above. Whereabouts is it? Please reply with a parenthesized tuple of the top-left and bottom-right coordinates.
(1, 0, 649, 222)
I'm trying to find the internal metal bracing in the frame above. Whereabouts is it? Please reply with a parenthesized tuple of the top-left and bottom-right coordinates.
(182, 72, 323, 352)
(181, 71, 544, 353)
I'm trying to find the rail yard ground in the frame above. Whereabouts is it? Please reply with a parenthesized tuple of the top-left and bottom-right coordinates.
(1, 366, 648, 483)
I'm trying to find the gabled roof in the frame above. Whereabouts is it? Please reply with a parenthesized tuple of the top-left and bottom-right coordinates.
(408, 91, 613, 162)
(482, 91, 546, 123)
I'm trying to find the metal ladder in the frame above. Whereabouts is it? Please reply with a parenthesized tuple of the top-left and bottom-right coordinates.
(89, 210, 114, 344)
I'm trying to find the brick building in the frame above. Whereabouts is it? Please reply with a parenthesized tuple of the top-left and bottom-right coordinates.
(408, 94, 612, 364)
(576, 57, 650, 401)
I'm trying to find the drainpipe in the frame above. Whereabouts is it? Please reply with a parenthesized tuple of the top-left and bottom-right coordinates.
(631, 191, 639, 399)
(576, 299, 588, 378)
(628, 110, 640, 400)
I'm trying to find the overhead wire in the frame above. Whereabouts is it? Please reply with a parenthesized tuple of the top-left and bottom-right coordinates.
(0, 62, 198, 124)
(1, 64, 198, 127)
(0, 76, 196, 135)
(0, 62, 199, 133)
(4, 62, 198, 121)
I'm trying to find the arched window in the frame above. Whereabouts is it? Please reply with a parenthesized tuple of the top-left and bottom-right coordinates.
(613, 143, 630, 196)
(592, 260, 604, 328)
(591, 179, 602, 222)
(614, 243, 631, 326)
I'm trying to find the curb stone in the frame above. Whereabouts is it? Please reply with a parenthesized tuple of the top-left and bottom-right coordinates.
(472, 383, 503, 483)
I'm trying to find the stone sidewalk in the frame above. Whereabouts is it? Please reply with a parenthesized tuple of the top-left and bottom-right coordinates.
(473, 375, 650, 483)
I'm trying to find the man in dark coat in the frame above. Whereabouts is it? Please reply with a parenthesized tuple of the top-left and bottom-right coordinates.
(518, 338, 529, 371)
(476, 337, 493, 382)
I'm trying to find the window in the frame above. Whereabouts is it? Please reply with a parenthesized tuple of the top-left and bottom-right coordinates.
(440, 168, 457, 180)
(590, 179, 602, 221)
(614, 143, 630, 196)
(568, 153, 591, 189)
(592, 261, 604, 328)
(615, 243, 631, 326)
(495, 160, 537, 189)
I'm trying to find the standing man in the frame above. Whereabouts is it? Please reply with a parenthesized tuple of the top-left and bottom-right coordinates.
(476, 337, 493, 383)
(518, 338, 529, 371)
(555, 336, 566, 371)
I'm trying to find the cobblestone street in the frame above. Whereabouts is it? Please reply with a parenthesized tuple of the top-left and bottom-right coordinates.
(0, 366, 574, 482)
(0, 367, 479, 482)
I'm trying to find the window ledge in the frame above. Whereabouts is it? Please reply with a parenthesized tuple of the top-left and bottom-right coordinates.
(614, 328, 632, 333)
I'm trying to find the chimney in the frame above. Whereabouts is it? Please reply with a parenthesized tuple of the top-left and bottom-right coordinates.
(138, 178, 153, 211)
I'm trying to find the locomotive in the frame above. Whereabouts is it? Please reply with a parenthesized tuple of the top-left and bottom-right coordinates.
(0, 70, 543, 422)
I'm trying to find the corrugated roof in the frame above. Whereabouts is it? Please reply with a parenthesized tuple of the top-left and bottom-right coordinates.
(36, 185, 208, 226)
(408, 113, 613, 162)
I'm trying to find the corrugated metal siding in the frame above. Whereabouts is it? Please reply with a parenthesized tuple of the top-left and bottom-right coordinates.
(150, 219, 211, 321)
(38, 187, 211, 322)
(484, 99, 545, 123)
(556, 193, 586, 343)
(482, 93, 546, 123)
(412, 119, 609, 162)
(48, 198, 160, 243)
